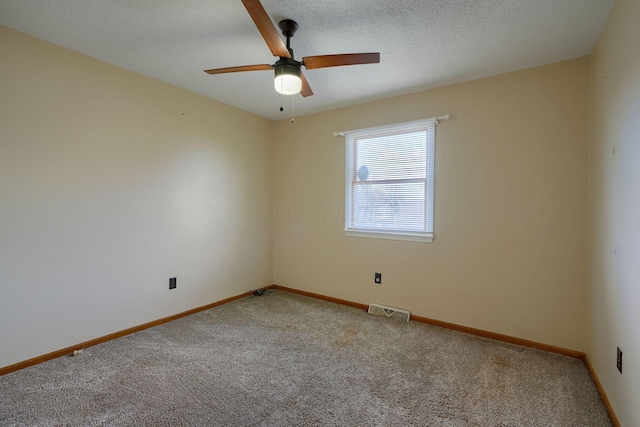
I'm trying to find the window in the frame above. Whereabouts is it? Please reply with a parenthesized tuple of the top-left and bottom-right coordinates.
(345, 118, 436, 242)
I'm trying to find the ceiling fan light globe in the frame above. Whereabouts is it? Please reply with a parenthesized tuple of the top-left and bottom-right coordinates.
(274, 74, 302, 95)
(274, 61, 302, 95)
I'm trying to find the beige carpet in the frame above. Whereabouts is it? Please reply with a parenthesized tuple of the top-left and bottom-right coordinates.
(0, 289, 612, 426)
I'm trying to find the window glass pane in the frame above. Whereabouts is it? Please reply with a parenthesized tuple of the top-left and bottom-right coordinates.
(352, 182, 426, 231)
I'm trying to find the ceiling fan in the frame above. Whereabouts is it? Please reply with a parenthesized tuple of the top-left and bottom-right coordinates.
(204, 0, 380, 97)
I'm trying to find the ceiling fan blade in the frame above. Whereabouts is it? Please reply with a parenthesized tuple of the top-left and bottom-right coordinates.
(204, 64, 273, 75)
(241, 0, 290, 58)
(300, 72, 313, 97)
(303, 53, 380, 70)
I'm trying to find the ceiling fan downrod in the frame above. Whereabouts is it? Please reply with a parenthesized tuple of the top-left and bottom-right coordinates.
(279, 19, 298, 57)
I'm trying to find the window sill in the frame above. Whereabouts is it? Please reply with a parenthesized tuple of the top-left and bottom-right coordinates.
(344, 229, 434, 243)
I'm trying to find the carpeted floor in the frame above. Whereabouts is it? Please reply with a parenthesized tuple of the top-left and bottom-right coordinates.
(0, 289, 612, 426)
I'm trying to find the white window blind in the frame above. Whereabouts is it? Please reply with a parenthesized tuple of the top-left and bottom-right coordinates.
(345, 118, 436, 242)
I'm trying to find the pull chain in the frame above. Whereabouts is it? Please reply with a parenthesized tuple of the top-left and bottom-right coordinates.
(291, 95, 295, 123)
(279, 70, 284, 112)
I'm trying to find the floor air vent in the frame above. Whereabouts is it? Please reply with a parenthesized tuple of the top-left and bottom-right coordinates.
(368, 303, 410, 322)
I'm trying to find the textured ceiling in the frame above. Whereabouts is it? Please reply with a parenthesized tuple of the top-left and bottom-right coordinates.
(0, 0, 614, 120)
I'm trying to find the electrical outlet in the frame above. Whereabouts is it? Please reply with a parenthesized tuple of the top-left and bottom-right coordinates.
(374, 272, 382, 284)
(617, 347, 622, 374)
(169, 277, 177, 290)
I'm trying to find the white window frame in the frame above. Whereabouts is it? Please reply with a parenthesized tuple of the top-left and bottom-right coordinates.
(344, 118, 436, 243)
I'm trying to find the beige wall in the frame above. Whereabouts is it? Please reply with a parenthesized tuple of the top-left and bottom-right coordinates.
(274, 58, 590, 351)
(588, 0, 640, 425)
(0, 26, 274, 369)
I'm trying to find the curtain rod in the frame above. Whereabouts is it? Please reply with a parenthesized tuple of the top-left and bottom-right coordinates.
(333, 114, 450, 137)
